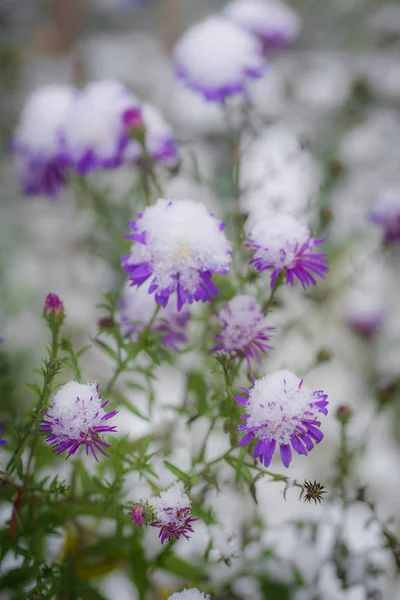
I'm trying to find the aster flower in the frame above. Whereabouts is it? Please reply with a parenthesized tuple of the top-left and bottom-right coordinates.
(60, 80, 178, 174)
(173, 16, 266, 103)
(369, 189, 400, 244)
(60, 80, 138, 174)
(224, 0, 301, 52)
(11, 85, 75, 198)
(117, 282, 190, 349)
(168, 590, 211, 600)
(40, 381, 117, 461)
(247, 214, 328, 289)
(211, 295, 274, 368)
(236, 369, 328, 468)
(122, 199, 232, 311)
(150, 483, 199, 544)
(346, 289, 383, 338)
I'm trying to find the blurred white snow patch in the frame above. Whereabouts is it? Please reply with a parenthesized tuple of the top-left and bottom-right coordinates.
(240, 124, 321, 223)
(4, 309, 42, 348)
(208, 523, 240, 562)
(165, 174, 221, 215)
(360, 52, 400, 101)
(100, 571, 138, 600)
(339, 109, 400, 167)
(294, 54, 353, 111)
(167, 81, 225, 136)
(232, 576, 263, 600)
(247, 63, 286, 120)
(369, 3, 400, 35)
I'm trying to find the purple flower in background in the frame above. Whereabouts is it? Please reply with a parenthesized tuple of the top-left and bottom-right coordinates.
(11, 85, 75, 198)
(41, 381, 117, 461)
(236, 370, 328, 468)
(369, 189, 400, 244)
(0, 427, 7, 449)
(247, 214, 328, 289)
(122, 199, 232, 311)
(59, 80, 179, 174)
(168, 590, 212, 600)
(117, 282, 190, 349)
(173, 16, 266, 103)
(346, 289, 383, 339)
(224, 0, 301, 52)
(150, 483, 199, 544)
(212, 295, 274, 368)
(43, 293, 64, 317)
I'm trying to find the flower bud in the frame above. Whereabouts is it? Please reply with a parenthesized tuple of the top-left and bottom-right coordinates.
(336, 405, 352, 425)
(43, 293, 64, 318)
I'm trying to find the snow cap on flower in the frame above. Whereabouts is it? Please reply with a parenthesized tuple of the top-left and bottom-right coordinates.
(60, 80, 139, 174)
(369, 188, 400, 244)
(212, 295, 274, 368)
(236, 369, 328, 468)
(122, 199, 232, 311)
(40, 381, 117, 461)
(150, 482, 198, 544)
(173, 16, 266, 103)
(168, 590, 211, 600)
(247, 213, 328, 289)
(117, 282, 190, 349)
(11, 84, 75, 197)
(224, 0, 301, 51)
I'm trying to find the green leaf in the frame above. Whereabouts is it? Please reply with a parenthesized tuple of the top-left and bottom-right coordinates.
(94, 339, 118, 361)
(158, 554, 204, 580)
(111, 391, 149, 422)
(163, 461, 191, 484)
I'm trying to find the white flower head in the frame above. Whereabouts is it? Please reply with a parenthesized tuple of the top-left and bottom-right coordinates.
(224, 0, 301, 50)
(41, 381, 117, 461)
(173, 16, 266, 103)
(12, 85, 75, 197)
(122, 199, 232, 310)
(61, 79, 138, 173)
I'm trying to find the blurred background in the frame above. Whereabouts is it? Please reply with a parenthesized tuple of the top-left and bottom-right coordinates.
(1, 1, 400, 598)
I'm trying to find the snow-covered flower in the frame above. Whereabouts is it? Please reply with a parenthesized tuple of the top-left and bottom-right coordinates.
(117, 282, 190, 349)
(150, 483, 199, 544)
(122, 199, 232, 311)
(40, 381, 117, 461)
(369, 189, 400, 244)
(239, 125, 321, 223)
(60, 80, 137, 174)
(224, 0, 301, 52)
(173, 16, 266, 103)
(60, 80, 178, 174)
(211, 295, 274, 368)
(247, 214, 328, 289)
(236, 369, 329, 468)
(346, 289, 384, 338)
(168, 590, 211, 600)
(11, 85, 75, 197)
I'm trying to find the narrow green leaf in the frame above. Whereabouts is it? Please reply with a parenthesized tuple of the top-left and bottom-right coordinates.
(163, 461, 191, 484)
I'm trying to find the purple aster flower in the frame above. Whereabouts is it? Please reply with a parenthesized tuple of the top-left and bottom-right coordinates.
(122, 199, 232, 311)
(40, 381, 117, 461)
(43, 293, 64, 318)
(346, 289, 383, 339)
(173, 16, 266, 103)
(11, 85, 75, 198)
(60, 80, 179, 174)
(369, 189, 400, 244)
(224, 0, 301, 52)
(150, 483, 199, 544)
(236, 369, 328, 468)
(211, 294, 274, 368)
(247, 214, 328, 289)
(117, 282, 190, 349)
(0, 426, 7, 449)
(168, 590, 211, 600)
